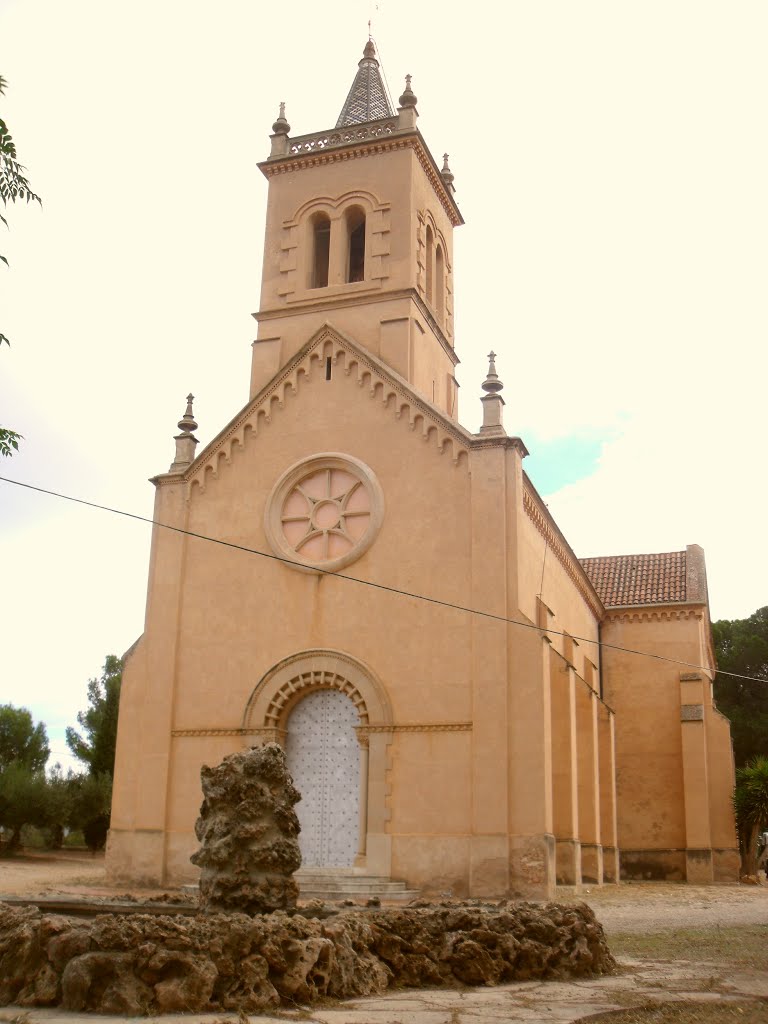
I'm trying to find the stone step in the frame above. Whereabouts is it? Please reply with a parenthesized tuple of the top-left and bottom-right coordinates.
(295, 871, 420, 902)
(301, 884, 415, 892)
(182, 874, 420, 903)
(296, 877, 407, 889)
(299, 886, 421, 903)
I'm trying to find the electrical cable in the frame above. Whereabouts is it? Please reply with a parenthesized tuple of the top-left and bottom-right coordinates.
(1, 474, 765, 686)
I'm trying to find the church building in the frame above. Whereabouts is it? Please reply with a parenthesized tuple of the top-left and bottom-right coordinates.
(107, 42, 739, 897)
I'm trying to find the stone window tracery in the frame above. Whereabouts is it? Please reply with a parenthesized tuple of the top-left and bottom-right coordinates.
(265, 453, 384, 573)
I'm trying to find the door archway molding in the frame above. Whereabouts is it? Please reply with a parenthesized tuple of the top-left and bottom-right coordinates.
(242, 649, 393, 874)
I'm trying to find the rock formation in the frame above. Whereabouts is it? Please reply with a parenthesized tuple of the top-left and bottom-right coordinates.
(0, 900, 615, 1013)
(190, 743, 301, 914)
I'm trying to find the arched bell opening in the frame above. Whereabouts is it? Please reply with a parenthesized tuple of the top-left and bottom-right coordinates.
(345, 205, 366, 283)
(310, 212, 331, 288)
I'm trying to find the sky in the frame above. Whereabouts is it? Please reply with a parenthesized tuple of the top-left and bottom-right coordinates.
(1, 0, 766, 773)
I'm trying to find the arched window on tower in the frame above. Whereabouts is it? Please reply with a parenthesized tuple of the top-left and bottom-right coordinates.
(425, 224, 434, 304)
(435, 244, 445, 324)
(346, 207, 366, 283)
(311, 213, 331, 289)
(423, 224, 436, 303)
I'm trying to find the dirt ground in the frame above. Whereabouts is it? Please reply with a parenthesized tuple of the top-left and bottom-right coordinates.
(1, 849, 767, 935)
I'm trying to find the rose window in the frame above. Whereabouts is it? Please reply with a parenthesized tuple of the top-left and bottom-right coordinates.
(265, 454, 384, 573)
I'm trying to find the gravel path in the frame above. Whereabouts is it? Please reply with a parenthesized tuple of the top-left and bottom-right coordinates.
(563, 880, 768, 934)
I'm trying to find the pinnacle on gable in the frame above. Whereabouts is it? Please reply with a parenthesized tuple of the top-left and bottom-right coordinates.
(272, 102, 290, 136)
(479, 352, 506, 437)
(398, 74, 417, 109)
(169, 393, 199, 473)
(336, 39, 394, 127)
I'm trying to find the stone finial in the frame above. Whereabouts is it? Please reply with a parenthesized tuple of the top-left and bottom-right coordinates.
(481, 351, 504, 394)
(363, 39, 376, 60)
(398, 74, 418, 109)
(169, 393, 199, 473)
(269, 102, 291, 159)
(440, 153, 455, 188)
(479, 352, 506, 436)
(177, 392, 198, 432)
(271, 101, 290, 135)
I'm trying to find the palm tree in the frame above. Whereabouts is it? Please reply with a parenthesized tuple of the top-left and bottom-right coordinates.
(734, 755, 768, 876)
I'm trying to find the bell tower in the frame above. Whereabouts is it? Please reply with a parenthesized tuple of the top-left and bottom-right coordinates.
(251, 40, 464, 419)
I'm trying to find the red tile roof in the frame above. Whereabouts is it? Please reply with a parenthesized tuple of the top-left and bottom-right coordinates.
(579, 551, 687, 608)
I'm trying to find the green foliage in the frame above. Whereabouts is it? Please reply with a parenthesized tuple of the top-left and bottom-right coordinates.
(733, 755, 768, 875)
(66, 771, 112, 850)
(44, 761, 75, 841)
(0, 76, 41, 207)
(1, 73, 41, 446)
(713, 607, 768, 768)
(0, 427, 22, 456)
(66, 655, 123, 777)
(0, 760, 113, 854)
(0, 704, 50, 772)
(0, 762, 49, 850)
(63, 828, 85, 847)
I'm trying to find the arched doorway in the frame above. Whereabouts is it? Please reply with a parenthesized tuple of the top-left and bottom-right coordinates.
(285, 689, 360, 867)
(242, 649, 393, 877)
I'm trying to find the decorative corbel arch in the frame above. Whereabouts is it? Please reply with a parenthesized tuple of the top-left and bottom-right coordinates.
(242, 648, 393, 741)
(289, 188, 384, 225)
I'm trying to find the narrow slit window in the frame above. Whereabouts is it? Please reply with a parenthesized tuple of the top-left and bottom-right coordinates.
(311, 215, 330, 289)
(346, 208, 366, 282)
(325, 356, 332, 380)
(425, 225, 434, 303)
(435, 244, 445, 323)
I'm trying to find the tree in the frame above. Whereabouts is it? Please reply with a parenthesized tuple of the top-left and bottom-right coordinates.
(43, 762, 76, 849)
(67, 771, 112, 851)
(713, 607, 768, 769)
(0, 761, 49, 850)
(1, 74, 41, 455)
(0, 704, 49, 773)
(733, 755, 768, 876)
(66, 655, 123, 777)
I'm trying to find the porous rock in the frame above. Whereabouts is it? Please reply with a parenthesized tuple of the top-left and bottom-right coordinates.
(190, 742, 301, 914)
(0, 900, 615, 1014)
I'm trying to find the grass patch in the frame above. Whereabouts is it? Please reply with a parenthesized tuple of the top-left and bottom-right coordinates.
(62, 829, 85, 848)
(578, 999, 768, 1023)
(610, 926, 768, 972)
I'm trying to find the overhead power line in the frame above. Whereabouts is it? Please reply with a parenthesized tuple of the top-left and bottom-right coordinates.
(1, 474, 764, 686)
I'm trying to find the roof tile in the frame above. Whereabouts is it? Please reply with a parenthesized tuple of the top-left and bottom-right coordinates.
(579, 550, 687, 608)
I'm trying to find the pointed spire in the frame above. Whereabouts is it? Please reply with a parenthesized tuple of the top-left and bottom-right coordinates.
(479, 353, 506, 436)
(169, 394, 199, 473)
(336, 39, 394, 128)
